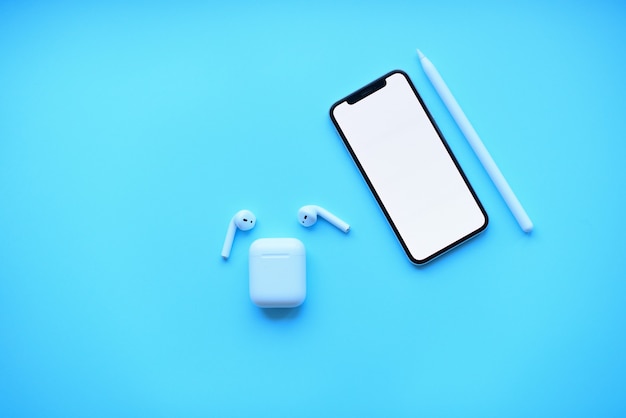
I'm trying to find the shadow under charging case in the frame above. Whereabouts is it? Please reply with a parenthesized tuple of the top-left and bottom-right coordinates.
(249, 238, 306, 308)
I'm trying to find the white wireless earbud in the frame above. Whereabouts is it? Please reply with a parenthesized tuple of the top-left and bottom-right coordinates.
(221, 209, 256, 259)
(297, 205, 350, 233)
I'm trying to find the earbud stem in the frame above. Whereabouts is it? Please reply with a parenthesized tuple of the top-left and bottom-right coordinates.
(316, 206, 350, 233)
(221, 219, 237, 259)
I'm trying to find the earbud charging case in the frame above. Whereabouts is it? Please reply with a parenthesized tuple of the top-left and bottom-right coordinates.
(249, 238, 306, 308)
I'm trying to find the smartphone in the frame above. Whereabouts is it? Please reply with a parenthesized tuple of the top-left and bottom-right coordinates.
(330, 70, 488, 264)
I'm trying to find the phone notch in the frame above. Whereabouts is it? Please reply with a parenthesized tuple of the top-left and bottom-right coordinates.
(346, 78, 387, 105)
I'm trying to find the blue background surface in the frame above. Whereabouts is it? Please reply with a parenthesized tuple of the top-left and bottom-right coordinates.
(1, 1, 625, 416)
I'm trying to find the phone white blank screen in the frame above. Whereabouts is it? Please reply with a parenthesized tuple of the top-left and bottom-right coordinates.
(331, 72, 487, 263)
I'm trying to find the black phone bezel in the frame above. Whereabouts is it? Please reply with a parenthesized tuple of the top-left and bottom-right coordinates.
(329, 70, 488, 265)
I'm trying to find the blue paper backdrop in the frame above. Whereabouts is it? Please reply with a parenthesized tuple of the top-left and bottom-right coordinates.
(1, 0, 625, 416)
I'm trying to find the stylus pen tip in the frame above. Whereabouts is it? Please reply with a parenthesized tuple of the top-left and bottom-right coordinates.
(416, 49, 425, 60)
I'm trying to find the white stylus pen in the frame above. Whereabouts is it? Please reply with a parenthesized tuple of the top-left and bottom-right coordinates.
(417, 49, 533, 233)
